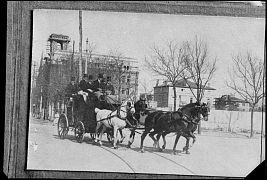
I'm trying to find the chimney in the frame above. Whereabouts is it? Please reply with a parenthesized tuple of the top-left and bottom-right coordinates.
(156, 79, 159, 87)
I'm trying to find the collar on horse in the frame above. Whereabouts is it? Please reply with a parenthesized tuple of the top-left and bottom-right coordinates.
(178, 108, 199, 125)
(116, 105, 134, 128)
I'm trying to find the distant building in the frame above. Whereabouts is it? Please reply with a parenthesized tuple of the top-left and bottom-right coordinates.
(214, 95, 250, 111)
(153, 79, 216, 111)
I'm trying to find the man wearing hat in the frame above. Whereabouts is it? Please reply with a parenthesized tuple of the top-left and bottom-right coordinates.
(78, 74, 94, 103)
(92, 73, 106, 92)
(133, 95, 148, 122)
(65, 76, 78, 99)
(91, 73, 107, 103)
(105, 76, 115, 95)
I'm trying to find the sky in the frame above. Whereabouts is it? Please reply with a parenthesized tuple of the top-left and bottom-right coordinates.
(32, 9, 265, 97)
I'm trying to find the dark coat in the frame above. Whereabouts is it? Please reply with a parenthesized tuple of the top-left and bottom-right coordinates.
(65, 83, 77, 97)
(79, 79, 88, 91)
(79, 79, 94, 93)
(91, 79, 105, 91)
(133, 100, 148, 120)
(134, 100, 148, 113)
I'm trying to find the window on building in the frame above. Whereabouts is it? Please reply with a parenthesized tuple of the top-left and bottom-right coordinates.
(126, 89, 129, 95)
(121, 76, 126, 83)
(122, 89, 125, 95)
(190, 98, 193, 103)
(242, 103, 245, 106)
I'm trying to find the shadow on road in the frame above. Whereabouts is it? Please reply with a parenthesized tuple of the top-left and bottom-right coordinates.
(52, 133, 185, 155)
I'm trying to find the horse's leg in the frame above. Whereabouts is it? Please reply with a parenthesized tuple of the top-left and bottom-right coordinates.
(127, 129, 135, 148)
(156, 132, 163, 152)
(113, 126, 119, 149)
(90, 133, 95, 140)
(188, 131, 196, 149)
(118, 129, 125, 143)
(94, 122, 102, 143)
(149, 130, 159, 148)
(161, 131, 169, 151)
(140, 130, 150, 153)
(98, 125, 107, 146)
(183, 136, 191, 154)
(173, 133, 181, 155)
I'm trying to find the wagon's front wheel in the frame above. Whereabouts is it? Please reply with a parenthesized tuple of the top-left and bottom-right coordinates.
(58, 114, 69, 139)
(74, 121, 85, 143)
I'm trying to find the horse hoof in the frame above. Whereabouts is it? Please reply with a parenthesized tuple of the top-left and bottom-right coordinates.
(113, 146, 118, 149)
(186, 151, 190, 154)
(127, 144, 131, 148)
(162, 145, 165, 150)
(182, 147, 187, 152)
(140, 149, 145, 153)
(158, 148, 163, 152)
(173, 151, 177, 155)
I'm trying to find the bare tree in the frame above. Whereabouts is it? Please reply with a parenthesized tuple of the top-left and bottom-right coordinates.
(108, 50, 129, 102)
(85, 39, 96, 74)
(140, 79, 154, 106)
(226, 52, 264, 138)
(140, 79, 149, 94)
(182, 35, 217, 134)
(145, 41, 187, 111)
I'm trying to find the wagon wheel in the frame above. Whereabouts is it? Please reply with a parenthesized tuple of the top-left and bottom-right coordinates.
(74, 121, 85, 143)
(58, 114, 69, 139)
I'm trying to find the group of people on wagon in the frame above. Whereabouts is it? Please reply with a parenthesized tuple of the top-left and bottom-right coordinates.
(65, 73, 148, 125)
(65, 73, 115, 101)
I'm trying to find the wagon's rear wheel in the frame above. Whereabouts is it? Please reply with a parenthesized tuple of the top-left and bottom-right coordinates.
(58, 114, 69, 139)
(74, 121, 85, 143)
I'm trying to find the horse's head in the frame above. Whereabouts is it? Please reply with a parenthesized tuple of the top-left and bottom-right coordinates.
(117, 98, 136, 119)
(196, 103, 209, 121)
(180, 102, 209, 122)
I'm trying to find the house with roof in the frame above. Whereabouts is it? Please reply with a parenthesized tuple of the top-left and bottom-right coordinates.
(153, 79, 216, 111)
(214, 95, 250, 111)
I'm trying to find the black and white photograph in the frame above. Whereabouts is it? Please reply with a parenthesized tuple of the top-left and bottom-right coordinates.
(23, 2, 265, 178)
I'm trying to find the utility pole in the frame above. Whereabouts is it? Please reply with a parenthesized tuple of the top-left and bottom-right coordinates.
(71, 40, 75, 78)
(79, 10, 83, 81)
(85, 38, 88, 74)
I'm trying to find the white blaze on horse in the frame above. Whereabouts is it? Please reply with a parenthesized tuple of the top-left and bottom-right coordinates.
(94, 99, 134, 149)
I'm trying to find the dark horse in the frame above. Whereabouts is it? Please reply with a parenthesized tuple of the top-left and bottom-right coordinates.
(139, 102, 209, 154)
(162, 103, 209, 154)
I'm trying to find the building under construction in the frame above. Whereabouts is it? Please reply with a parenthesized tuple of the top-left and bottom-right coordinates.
(31, 34, 139, 120)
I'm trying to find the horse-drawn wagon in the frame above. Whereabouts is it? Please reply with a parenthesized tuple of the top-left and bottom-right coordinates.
(57, 91, 121, 143)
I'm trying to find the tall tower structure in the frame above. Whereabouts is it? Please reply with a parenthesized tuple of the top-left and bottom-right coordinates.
(47, 34, 70, 61)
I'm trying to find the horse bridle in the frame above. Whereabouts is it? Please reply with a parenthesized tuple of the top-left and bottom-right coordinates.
(181, 105, 208, 125)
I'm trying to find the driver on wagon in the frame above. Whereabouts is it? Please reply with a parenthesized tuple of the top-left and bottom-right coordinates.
(65, 76, 77, 99)
(134, 95, 148, 122)
(92, 73, 106, 100)
(78, 74, 94, 103)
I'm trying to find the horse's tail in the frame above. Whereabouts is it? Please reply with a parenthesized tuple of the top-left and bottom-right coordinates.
(95, 107, 101, 114)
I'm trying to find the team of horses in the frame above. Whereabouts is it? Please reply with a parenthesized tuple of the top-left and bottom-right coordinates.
(92, 95, 209, 154)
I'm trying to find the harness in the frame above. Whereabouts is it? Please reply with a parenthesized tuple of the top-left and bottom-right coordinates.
(177, 107, 200, 125)
(97, 105, 134, 128)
